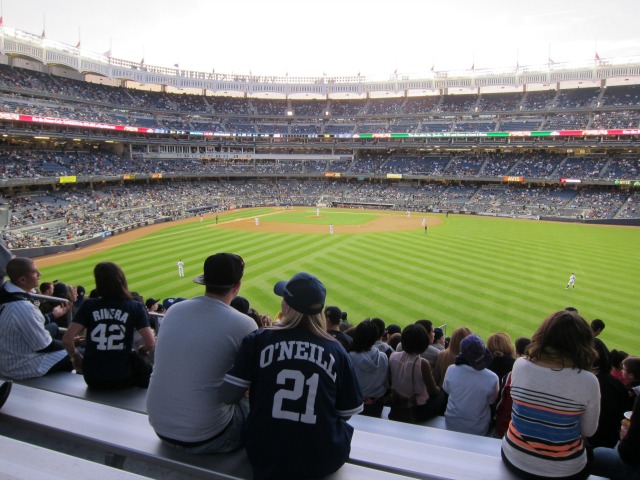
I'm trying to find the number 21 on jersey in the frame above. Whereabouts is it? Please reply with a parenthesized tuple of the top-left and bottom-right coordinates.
(272, 369, 319, 424)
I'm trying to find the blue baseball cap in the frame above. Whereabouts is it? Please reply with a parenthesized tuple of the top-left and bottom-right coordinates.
(274, 272, 326, 315)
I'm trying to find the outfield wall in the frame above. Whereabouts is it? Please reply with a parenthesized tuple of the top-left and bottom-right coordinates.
(539, 217, 640, 226)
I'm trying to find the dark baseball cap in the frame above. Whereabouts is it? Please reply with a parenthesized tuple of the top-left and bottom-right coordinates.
(162, 297, 186, 310)
(274, 272, 326, 315)
(145, 297, 159, 309)
(230, 295, 250, 315)
(324, 306, 342, 324)
(194, 253, 244, 288)
(458, 334, 492, 371)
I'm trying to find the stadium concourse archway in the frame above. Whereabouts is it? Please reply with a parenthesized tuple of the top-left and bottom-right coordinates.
(35, 208, 443, 267)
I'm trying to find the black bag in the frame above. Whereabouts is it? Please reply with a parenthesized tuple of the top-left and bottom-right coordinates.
(388, 389, 419, 423)
(388, 357, 420, 423)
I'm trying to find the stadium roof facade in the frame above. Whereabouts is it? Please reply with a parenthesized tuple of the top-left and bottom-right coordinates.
(3, 25, 640, 99)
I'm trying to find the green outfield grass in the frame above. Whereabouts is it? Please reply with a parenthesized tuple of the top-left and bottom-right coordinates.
(39, 208, 640, 354)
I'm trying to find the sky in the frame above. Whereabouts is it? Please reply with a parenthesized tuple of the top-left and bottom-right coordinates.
(5, 0, 640, 79)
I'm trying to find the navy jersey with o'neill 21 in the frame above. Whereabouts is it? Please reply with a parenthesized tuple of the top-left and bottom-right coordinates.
(225, 327, 363, 480)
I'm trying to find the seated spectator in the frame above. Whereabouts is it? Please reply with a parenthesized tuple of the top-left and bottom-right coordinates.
(231, 295, 272, 328)
(588, 339, 629, 449)
(325, 306, 352, 351)
(370, 317, 394, 357)
(62, 262, 156, 390)
(486, 332, 516, 386)
(349, 320, 389, 417)
(147, 253, 257, 454)
(623, 356, 640, 406)
(0, 257, 72, 379)
(396, 319, 438, 367)
(51, 282, 72, 327)
(36, 280, 60, 338)
(501, 310, 600, 480)
(39, 281, 54, 296)
(386, 324, 402, 337)
(75, 285, 86, 309)
(388, 332, 401, 351)
(443, 334, 499, 436)
(514, 336, 531, 357)
(222, 272, 363, 480)
(433, 327, 472, 387)
(494, 336, 530, 438)
(339, 310, 352, 332)
(389, 323, 445, 423)
(591, 318, 606, 337)
(592, 395, 640, 480)
(419, 319, 439, 371)
(611, 349, 629, 385)
(432, 327, 446, 353)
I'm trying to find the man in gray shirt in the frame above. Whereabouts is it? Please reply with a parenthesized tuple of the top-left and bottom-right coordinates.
(147, 253, 257, 454)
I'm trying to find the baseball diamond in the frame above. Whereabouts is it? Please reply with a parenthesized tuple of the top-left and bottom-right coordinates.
(36, 207, 639, 355)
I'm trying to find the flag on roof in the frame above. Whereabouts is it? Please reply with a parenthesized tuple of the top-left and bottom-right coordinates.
(595, 52, 600, 61)
(174, 63, 179, 69)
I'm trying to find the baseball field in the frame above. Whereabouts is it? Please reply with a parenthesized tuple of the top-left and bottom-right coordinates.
(36, 207, 640, 353)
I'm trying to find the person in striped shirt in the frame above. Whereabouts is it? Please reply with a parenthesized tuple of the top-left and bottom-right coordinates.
(0, 258, 72, 380)
(501, 310, 600, 480)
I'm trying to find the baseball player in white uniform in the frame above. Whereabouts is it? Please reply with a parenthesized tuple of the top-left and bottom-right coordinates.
(177, 260, 185, 277)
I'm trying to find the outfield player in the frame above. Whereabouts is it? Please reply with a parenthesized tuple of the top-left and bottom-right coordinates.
(255, 217, 260, 226)
(222, 272, 363, 480)
(329, 224, 334, 234)
(566, 273, 576, 289)
(422, 216, 427, 234)
(177, 259, 184, 277)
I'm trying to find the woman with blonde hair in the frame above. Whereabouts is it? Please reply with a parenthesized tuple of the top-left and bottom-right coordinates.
(487, 332, 516, 383)
(223, 272, 363, 480)
(501, 310, 600, 479)
(433, 326, 472, 387)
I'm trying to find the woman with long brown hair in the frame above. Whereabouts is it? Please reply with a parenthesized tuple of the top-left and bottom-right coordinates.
(432, 326, 472, 387)
(501, 310, 600, 479)
(62, 262, 155, 390)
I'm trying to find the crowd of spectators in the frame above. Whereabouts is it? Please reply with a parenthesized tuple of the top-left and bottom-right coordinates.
(2, 63, 640, 138)
(2, 176, 636, 249)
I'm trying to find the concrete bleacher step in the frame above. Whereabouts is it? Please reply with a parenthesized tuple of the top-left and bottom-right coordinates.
(349, 415, 502, 458)
(7, 376, 608, 480)
(0, 434, 153, 480)
(0, 384, 410, 479)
